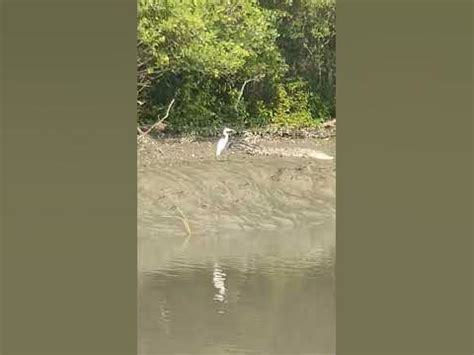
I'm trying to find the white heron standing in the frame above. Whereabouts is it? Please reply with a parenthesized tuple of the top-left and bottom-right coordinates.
(216, 127, 236, 159)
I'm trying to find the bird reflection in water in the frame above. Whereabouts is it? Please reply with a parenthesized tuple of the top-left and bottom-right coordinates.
(212, 262, 227, 314)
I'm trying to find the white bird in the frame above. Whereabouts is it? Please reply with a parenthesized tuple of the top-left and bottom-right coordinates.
(216, 127, 236, 159)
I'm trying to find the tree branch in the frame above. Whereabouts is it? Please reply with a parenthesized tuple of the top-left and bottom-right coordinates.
(138, 98, 176, 140)
(234, 74, 265, 112)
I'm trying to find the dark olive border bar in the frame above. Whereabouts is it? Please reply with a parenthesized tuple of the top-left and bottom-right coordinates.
(1, 1, 137, 354)
(337, 0, 472, 354)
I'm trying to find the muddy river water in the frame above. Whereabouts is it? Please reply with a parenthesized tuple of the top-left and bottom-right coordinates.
(138, 138, 335, 355)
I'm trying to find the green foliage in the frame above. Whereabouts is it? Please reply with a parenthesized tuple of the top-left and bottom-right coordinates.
(271, 81, 320, 129)
(137, 0, 335, 134)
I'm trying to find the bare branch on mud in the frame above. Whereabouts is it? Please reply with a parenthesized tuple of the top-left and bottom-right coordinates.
(138, 98, 176, 140)
(234, 74, 265, 112)
(159, 206, 192, 238)
(175, 206, 192, 237)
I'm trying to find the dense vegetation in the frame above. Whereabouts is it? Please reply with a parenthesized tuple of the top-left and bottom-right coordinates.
(138, 0, 335, 135)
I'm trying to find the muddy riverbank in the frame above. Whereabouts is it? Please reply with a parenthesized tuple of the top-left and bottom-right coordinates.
(138, 133, 335, 165)
(138, 136, 335, 235)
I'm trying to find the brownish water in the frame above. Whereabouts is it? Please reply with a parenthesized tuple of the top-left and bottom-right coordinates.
(138, 140, 335, 355)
